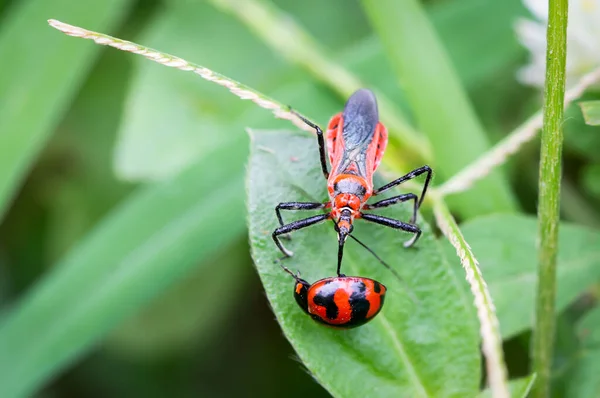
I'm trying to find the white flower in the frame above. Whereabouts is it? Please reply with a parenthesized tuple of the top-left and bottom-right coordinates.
(516, 0, 600, 89)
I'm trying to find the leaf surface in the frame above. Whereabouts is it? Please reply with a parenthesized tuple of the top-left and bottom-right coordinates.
(579, 100, 600, 126)
(564, 306, 600, 397)
(247, 129, 480, 397)
(451, 214, 600, 339)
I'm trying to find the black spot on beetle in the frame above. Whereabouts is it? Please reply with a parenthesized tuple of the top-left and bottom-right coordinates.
(373, 281, 381, 293)
(349, 296, 369, 322)
(314, 292, 338, 320)
(348, 281, 369, 322)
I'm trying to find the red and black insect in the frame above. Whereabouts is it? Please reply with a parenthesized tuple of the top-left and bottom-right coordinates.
(283, 267, 386, 328)
(272, 89, 432, 276)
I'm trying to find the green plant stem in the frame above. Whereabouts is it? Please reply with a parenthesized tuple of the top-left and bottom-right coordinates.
(532, 0, 568, 396)
(47, 20, 317, 133)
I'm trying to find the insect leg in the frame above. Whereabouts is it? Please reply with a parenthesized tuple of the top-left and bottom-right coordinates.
(290, 109, 329, 180)
(361, 213, 422, 248)
(373, 165, 432, 223)
(272, 213, 330, 257)
(275, 202, 326, 227)
(363, 193, 418, 225)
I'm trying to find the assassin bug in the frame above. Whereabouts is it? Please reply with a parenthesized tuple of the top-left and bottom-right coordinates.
(272, 88, 432, 277)
(282, 267, 386, 328)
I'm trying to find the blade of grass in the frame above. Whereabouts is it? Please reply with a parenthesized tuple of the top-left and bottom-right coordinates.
(532, 0, 569, 396)
(0, 0, 133, 221)
(431, 194, 509, 398)
(438, 67, 600, 197)
(514, 373, 537, 397)
(47, 19, 314, 133)
(360, 0, 517, 218)
(0, 137, 247, 397)
(207, 0, 432, 165)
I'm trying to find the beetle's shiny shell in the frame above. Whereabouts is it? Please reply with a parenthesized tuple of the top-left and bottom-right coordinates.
(306, 276, 386, 328)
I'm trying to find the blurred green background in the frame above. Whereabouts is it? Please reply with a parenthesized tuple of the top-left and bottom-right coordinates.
(1, 0, 600, 396)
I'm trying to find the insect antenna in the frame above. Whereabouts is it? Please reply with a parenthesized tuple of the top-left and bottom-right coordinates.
(277, 259, 302, 282)
(347, 235, 399, 279)
(347, 234, 419, 303)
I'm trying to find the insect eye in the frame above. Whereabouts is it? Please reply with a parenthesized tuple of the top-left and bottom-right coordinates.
(358, 185, 366, 196)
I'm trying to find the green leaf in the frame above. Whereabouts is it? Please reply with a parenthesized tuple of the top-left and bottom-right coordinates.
(0, 0, 133, 220)
(107, 238, 250, 358)
(564, 306, 600, 397)
(453, 214, 600, 339)
(564, 95, 600, 162)
(579, 100, 600, 126)
(361, 0, 517, 218)
(550, 312, 582, 397)
(247, 129, 479, 397)
(478, 374, 536, 398)
(0, 137, 247, 397)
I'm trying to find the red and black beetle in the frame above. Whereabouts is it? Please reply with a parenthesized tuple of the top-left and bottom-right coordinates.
(284, 268, 387, 329)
